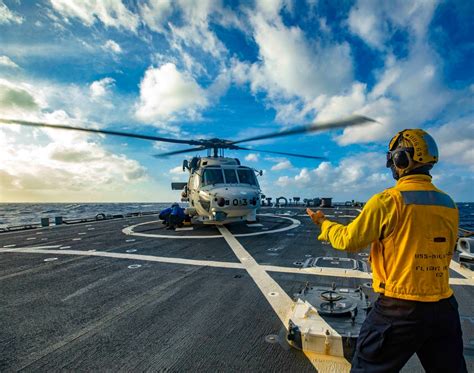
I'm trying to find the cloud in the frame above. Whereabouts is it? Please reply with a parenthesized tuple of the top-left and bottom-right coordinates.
(168, 21, 226, 61)
(138, 0, 173, 33)
(168, 165, 186, 181)
(348, 0, 437, 49)
(0, 1, 23, 24)
(348, 2, 387, 49)
(0, 125, 147, 196)
(169, 165, 184, 174)
(230, 0, 450, 146)
(49, 144, 103, 162)
(274, 153, 391, 199)
(245, 153, 259, 162)
(246, 16, 353, 100)
(271, 159, 292, 171)
(313, 83, 367, 122)
(104, 39, 122, 53)
(429, 117, 474, 171)
(90, 77, 115, 98)
(49, 0, 139, 31)
(169, 1, 228, 59)
(333, 44, 451, 145)
(0, 42, 94, 60)
(271, 154, 472, 201)
(231, 7, 354, 124)
(138, 0, 232, 69)
(135, 63, 208, 125)
(153, 141, 171, 151)
(206, 68, 232, 100)
(0, 77, 149, 200)
(0, 75, 134, 133)
(431, 168, 474, 202)
(310, 0, 450, 147)
(139, 0, 243, 46)
(345, 2, 453, 143)
(0, 55, 19, 68)
(2, 0, 472, 202)
(255, 0, 290, 18)
(0, 80, 38, 113)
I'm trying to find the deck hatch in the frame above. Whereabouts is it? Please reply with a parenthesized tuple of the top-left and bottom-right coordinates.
(313, 257, 358, 270)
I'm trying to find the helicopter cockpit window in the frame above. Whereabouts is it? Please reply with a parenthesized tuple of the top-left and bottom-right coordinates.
(237, 168, 257, 186)
(223, 169, 238, 184)
(202, 168, 224, 186)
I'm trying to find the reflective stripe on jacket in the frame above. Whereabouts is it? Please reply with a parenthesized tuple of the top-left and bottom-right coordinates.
(318, 174, 458, 301)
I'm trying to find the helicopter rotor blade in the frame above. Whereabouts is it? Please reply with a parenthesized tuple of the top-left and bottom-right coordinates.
(0, 118, 202, 146)
(232, 115, 376, 145)
(152, 146, 210, 158)
(233, 146, 327, 160)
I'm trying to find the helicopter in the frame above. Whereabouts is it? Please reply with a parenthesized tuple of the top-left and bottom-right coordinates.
(0, 115, 375, 224)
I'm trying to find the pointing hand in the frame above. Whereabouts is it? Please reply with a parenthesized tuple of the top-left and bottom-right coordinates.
(306, 208, 326, 225)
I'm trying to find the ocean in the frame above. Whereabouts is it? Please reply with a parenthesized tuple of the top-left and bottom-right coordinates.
(0, 203, 174, 229)
(0, 202, 473, 231)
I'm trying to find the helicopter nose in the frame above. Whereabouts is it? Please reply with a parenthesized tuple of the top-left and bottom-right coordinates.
(212, 192, 259, 209)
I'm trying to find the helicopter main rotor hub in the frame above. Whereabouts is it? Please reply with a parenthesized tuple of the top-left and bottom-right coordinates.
(197, 139, 240, 157)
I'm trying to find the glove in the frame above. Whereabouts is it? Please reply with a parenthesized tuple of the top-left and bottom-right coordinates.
(306, 208, 326, 225)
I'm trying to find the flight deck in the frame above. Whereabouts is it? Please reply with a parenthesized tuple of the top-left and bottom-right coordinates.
(0, 207, 472, 372)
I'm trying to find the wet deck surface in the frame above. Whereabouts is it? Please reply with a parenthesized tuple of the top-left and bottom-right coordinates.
(0, 207, 472, 371)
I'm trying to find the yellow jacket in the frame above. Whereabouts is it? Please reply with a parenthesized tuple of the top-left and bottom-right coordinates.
(318, 174, 458, 301)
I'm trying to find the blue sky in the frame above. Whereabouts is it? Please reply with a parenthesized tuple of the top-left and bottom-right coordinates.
(0, 0, 472, 202)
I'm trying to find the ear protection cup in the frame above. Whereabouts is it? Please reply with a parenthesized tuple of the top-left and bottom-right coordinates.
(393, 150, 410, 169)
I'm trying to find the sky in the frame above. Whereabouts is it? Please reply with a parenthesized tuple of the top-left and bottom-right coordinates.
(0, 0, 472, 203)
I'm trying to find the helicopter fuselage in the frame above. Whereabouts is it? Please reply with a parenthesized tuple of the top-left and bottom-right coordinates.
(181, 157, 261, 224)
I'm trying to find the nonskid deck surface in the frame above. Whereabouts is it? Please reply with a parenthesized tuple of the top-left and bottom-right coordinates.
(0, 207, 472, 371)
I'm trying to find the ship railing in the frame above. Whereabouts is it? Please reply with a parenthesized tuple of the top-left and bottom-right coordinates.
(0, 211, 161, 233)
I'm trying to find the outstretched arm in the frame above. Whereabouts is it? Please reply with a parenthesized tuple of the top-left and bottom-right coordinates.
(308, 192, 397, 252)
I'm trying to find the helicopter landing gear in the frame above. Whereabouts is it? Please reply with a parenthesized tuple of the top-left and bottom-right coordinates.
(245, 210, 257, 223)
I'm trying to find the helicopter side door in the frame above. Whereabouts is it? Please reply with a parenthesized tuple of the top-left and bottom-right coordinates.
(188, 173, 200, 208)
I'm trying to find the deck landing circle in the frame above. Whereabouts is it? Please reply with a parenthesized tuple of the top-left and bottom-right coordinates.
(122, 214, 300, 239)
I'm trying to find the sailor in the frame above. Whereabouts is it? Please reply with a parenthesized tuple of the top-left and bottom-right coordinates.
(168, 203, 186, 230)
(158, 206, 173, 226)
(307, 129, 467, 372)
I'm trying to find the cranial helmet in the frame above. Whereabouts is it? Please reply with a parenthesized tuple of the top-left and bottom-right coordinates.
(386, 129, 438, 178)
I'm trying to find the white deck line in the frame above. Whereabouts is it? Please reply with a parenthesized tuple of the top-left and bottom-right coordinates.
(0, 245, 62, 252)
(217, 226, 295, 325)
(262, 265, 373, 279)
(1, 247, 472, 286)
(217, 226, 349, 371)
(1, 248, 244, 269)
(122, 215, 300, 239)
(450, 261, 474, 279)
